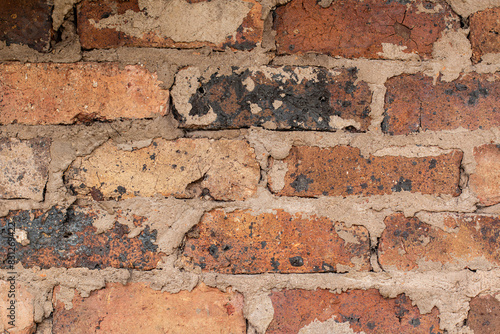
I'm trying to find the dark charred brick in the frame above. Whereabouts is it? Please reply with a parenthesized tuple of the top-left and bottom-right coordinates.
(269, 146, 463, 197)
(77, 0, 263, 51)
(274, 0, 459, 59)
(0, 0, 53, 52)
(470, 144, 500, 206)
(470, 8, 500, 63)
(467, 294, 500, 333)
(182, 209, 371, 274)
(0, 206, 163, 270)
(174, 66, 372, 131)
(379, 213, 500, 271)
(267, 289, 442, 333)
(383, 73, 500, 135)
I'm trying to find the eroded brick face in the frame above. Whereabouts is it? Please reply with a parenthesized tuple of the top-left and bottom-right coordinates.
(182, 209, 371, 273)
(0, 206, 162, 270)
(174, 66, 371, 131)
(52, 283, 246, 334)
(0, 63, 168, 125)
(65, 138, 260, 201)
(383, 73, 500, 135)
(268, 289, 442, 333)
(0, 0, 52, 52)
(467, 294, 500, 333)
(77, 0, 263, 50)
(379, 213, 500, 271)
(470, 8, 500, 63)
(269, 146, 462, 197)
(470, 144, 500, 206)
(0, 281, 35, 334)
(274, 0, 459, 59)
(0, 138, 50, 201)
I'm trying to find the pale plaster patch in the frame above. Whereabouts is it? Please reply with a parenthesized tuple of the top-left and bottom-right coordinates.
(377, 43, 420, 61)
(268, 161, 288, 192)
(372, 146, 454, 158)
(446, 0, 500, 17)
(244, 294, 274, 334)
(328, 115, 362, 130)
(431, 30, 472, 82)
(298, 316, 364, 334)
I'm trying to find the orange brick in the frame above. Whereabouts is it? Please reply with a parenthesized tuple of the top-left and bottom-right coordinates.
(268, 289, 442, 333)
(0, 63, 168, 125)
(274, 0, 458, 59)
(0, 207, 162, 270)
(52, 283, 245, 334)
(379, 213, 500, 271)
(0, 281, 35, 334)
(0, 138, 50, 201)
(182, 209, 371, 273)
(383, 73, 500, 134)
(470, 8, 500, 63)
(467, 294, 500, 333)
(77, 0, 263, 50)
(470, 144, 500, 206)
(65, 138, 260, 201)
(269, 146, 462, 197)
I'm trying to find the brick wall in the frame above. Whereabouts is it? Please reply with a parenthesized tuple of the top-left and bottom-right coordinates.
(1, 0, 500, 333)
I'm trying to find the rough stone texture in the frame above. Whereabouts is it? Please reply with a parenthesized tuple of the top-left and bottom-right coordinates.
(379, 213, 500, 271)
(0, 0, 52, 52)
(77, 0, 263, 50)
(0, 63, 168, 125)
(0, 281, 35, 334)
(0, 207, 162, 270)
(52, 283, 246, 334)
(470, 144, 500, 206)
(274, 0, 459, 59)
(470, 8, 500, 63)
(383, 73, 500, 135)
(65, 138, 260, 201)
(182, 209, 371, 274)
(268, 289, 442, 333)
(269, 146, 463, 198)
(173, 66, 371, 131)
(467, 294, 500, 333)
(0, 138, 50, 201)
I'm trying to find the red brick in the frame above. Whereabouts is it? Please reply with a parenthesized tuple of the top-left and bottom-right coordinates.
(268, 289, 442, 333)
(0, 206, 163, 270)
(0, 281, 35, 334)
(0, 0, 52, 52)
(383, 73, 500, 135)
(0, 63, 168, 125)
(52, 283, 245, 334)
(468, 294, 500, 333)
(182, 209, 371, 273)
(274, 0, 459, 59)
(65, 138, 260, 201)
(0, 138, 50, 201)
(470, 144, 500, 206)
(379, 213, 500, 271)
(174, 66, 371, 131)
(269, 146, 462, 197)
(77, 0, 263, 50)
(470, 8, 500, 63)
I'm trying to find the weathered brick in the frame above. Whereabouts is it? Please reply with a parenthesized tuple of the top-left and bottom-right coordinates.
(269, 146, 462, 198)
(173, 66, 371, 131)
(0, 0, 52, 52)
(383, 73, 500, 135)
(182, 209, 370, 273)
(0, 281, 35, 334)
(274, 0, 459, 59)
(268, 289, 442, 333)
(77, 0, 263, 50)
(470, 144, 500, 206)
(379, 213, 500, 271)
(470, 8, 500, 63)
(52, 283, 245, 334)
(0, 63, 168, 125)
(65, 138, 260, 201)
(467, 294, 500, 333)
(0, 206, 162, 270)
(0, 138, 50, 201)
